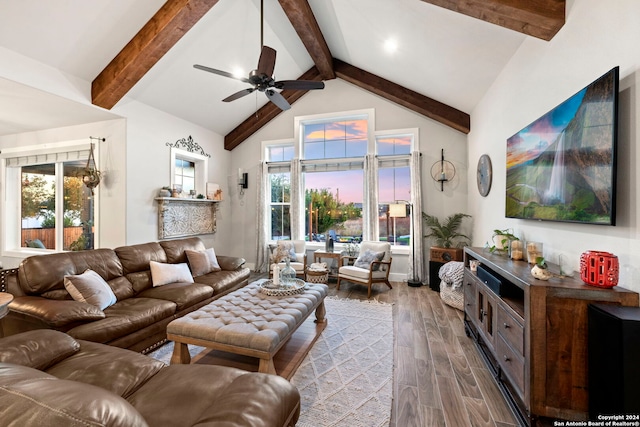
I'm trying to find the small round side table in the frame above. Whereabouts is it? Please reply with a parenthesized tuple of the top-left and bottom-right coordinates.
(0, 293, 13, 319)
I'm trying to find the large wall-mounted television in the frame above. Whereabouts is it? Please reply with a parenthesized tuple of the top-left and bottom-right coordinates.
(506, 66, 619, 225)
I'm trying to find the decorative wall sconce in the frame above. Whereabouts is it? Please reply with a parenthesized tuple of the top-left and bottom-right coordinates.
(430, 148, 456, 191)
(83, 137, 104, 195)
(238, 168, 248, 195)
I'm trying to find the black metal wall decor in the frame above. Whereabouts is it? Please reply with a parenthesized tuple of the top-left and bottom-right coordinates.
(430, 148, 456, 191)
(165, 135, 211, 158)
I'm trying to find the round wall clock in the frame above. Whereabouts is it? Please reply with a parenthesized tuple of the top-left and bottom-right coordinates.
(477, 154, 492, 197)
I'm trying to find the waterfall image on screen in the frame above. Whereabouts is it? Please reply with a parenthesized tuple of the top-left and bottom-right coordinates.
(505, 67, 618, 225)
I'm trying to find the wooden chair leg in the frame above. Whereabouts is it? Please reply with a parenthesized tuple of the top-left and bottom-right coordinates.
(367, 283, 372, 298)
(385, 279, 392, 289)
(337, 277, 342, 290)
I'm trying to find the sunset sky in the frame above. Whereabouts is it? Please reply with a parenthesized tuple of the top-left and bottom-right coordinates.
(303, 120, 411, 204)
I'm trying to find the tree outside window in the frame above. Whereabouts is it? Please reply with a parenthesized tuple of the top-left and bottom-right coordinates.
(21, 161, 94, 251)
(304, 170, 363, 242)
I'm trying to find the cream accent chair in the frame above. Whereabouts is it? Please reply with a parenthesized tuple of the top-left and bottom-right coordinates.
(269, 240, 307, 279)
(337, 241, 393, 298)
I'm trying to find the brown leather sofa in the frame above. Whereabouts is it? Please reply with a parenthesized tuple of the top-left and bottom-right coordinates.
(1, 237, 250, 353)
(0, 329, 300, 427)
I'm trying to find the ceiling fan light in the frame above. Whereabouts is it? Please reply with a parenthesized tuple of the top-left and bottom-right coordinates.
(231, 67, 245, 79)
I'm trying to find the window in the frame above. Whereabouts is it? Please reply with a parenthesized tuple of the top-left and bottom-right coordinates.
(263, 110, 417, 246)
(270, 173, 291, 240)
(378, 167, 411, 244)
(2, 142, 98, 253)
(305, 170, 363, 242)
(170, 148, 207, 197)
(301, 114, 369, 243)
(377, 134, 412, 245)
(303, 119, 368, 159)
(265, 140, 294, 240)
(174, 158, 195, 193)
(267, 144, 294, 162)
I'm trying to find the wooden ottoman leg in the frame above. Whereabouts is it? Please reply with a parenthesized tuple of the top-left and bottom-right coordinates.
(170, 342, 192, 365)
(315, 300, 326, 323)
(259, 357, 277, 375)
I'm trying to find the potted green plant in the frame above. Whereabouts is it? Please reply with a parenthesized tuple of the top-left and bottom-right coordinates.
(488, 228, 519, 254)
(531, 256, 551, 280)
(423, 213, 471, 262)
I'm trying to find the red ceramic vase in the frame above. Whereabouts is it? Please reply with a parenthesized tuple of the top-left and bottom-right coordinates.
(579, 251, 619, 288)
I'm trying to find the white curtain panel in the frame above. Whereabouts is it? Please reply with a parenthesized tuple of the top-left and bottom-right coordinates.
(363, 154, 379, 241)
(410, 151, 425, 282)
(290, 158, 302, 240)
(255, 162, 269, 272)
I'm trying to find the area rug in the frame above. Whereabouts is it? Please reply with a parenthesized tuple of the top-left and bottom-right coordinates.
(148, 296, 394, 427)
(291, 297, 393, 427)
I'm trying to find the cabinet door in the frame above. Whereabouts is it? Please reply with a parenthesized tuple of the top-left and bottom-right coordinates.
(476, 284, 497, 350)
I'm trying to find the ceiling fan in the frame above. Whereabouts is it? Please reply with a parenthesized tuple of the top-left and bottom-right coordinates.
(193, 0, 324, 111)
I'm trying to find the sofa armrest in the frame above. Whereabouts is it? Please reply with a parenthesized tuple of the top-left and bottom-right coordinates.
(9, 296, 105, 328)
(0, 330, 80, 370)
(0, 364, 149, 427)
(216, 255, 246, 271)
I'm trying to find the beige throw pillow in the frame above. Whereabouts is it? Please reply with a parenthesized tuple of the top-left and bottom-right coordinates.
(185, 247, 221, 277)
(64, 269, 117, 310)
(150, 261, 194, 287)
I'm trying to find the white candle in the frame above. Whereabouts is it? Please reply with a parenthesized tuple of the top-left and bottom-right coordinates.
(273, 265, 280, 285)
(238, 168, 243, 180)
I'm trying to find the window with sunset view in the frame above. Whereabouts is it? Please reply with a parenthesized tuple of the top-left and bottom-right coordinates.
(264, 110, 417, 246)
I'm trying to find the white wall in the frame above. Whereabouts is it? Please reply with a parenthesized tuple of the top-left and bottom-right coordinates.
(468, 0, 640, 294)
(111, 99, 232, 248)
(0, 48, 234, 264)
(230, 78, 469, 277)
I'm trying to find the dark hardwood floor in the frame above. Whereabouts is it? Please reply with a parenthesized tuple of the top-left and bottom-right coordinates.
(315, 277, 519, 427)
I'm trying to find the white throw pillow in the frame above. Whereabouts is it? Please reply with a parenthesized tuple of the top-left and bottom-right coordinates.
(64, 269, 117, 310)
(185, 247, 221, 277)
(149, 261, 194, 287)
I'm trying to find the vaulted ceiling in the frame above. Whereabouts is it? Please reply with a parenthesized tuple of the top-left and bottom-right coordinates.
(0, 0, 564, 149)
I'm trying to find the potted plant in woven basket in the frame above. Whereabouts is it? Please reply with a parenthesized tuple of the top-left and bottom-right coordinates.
(423, 213, 471, 263)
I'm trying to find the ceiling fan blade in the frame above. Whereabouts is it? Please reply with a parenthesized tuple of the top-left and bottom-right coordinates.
(256, 46, 276, 77)
(274, 80, 325, 90)
(222, 88, 255, 102)
(265, 89, 291, 111)
(193, 64, 251, 84)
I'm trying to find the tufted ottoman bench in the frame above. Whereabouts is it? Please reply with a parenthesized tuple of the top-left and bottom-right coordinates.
(166, 280, 328, 374)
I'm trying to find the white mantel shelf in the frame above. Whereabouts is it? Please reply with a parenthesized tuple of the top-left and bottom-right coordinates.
(155, 197, 220, 239)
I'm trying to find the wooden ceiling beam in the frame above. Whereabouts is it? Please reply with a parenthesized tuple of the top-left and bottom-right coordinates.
(420, 0, 565, 41)
(334, 59, 470, 134)
(277, 0, 335, 80)
(224, 67, 323, 151)
(92, 0, 220, 110)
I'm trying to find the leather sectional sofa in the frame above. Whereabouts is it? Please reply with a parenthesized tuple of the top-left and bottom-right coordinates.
(0, 329, 300, 426)
(1, 237, 250, 353)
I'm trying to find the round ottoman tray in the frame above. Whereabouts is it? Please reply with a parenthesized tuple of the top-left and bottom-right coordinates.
(259, 278, 308, 296)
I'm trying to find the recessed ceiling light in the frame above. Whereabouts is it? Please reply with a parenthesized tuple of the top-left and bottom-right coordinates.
(383, 38, 398, 54)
